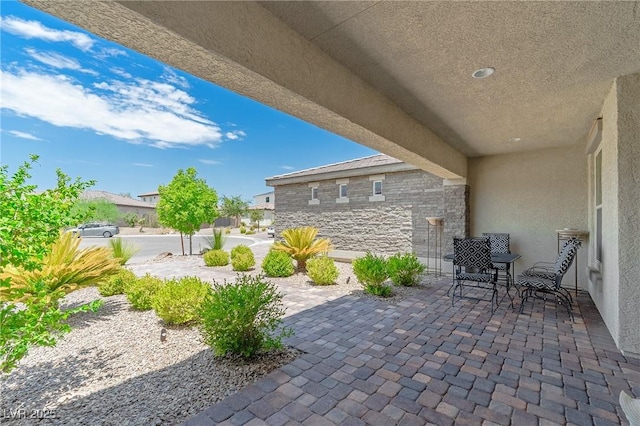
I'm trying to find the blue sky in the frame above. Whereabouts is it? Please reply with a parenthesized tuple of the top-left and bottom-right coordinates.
(0, 2, 377, 201)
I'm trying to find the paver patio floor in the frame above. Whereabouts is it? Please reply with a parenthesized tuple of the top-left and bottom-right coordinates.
(184, 278, 640, 425)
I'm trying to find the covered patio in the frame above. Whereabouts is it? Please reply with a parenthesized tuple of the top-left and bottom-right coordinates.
(185, 279, 639, 425)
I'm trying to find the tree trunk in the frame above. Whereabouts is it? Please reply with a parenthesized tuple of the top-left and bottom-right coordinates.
(297, 258, 306, 273)
(180, 232, 185, 256)
(188, 233, 193, 255)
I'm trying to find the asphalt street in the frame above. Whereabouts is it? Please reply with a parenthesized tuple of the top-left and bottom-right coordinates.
(78, 233, 273, 262)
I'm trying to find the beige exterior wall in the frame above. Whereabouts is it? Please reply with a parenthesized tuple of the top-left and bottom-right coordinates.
(590, 75, 640, 356)
(468, 145, 588, 292)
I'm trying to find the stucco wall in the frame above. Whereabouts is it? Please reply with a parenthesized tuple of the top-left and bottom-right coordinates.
(589, 81, 621, 346)
(273, 170, 444, 255)
(468, 145, 588, 294)
(614, 74, 640, 356)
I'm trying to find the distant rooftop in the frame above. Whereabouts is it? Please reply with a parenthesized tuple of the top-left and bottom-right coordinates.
(267, 154, 404, 182)
(138, 191, 160, 197)
(82, 190, 156, 209)
(249, 202, 274, 211)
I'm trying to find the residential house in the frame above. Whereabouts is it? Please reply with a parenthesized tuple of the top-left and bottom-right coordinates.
(82, 190, 157, 226)
(247, 191, 274, 226)
(36, 1, 639, 357)
(266, 155, 453, 265)
(138, 191, 160, 205)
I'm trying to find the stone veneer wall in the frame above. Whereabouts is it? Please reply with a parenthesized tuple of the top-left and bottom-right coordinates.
(273, 170, 444, 255)
(443, 184, 470, 254)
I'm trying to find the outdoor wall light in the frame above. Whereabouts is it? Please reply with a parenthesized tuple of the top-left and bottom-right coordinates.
(472, 67, 495, 78)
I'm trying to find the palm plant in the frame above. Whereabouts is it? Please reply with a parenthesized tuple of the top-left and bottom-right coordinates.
(0, 231, 121, 306)
(272, 226, 332, 273)
(108, 237, 139, 265)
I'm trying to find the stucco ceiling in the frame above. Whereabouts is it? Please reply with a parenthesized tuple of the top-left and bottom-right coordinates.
(257, 1, 640, 157)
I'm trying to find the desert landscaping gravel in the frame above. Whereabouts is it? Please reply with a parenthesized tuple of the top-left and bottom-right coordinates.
(1, 254, 434, 425)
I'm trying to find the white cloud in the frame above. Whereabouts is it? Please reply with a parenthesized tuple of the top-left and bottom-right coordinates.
(25, 48, 98, 75)
(132, 162, 153, 167)
(8, 130, 42, 140)
(198, 159, 221, 165)
(281, 165, 295, 170)
(162, 67, 189, 89)
(225, 130, 247, 140)
(1, 69, 223, 148)
(96, 47, 128, 59)
(111, 67, 132, 79)
(0, 16, 94, 51)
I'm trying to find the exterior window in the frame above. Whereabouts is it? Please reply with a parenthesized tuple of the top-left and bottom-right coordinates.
(594, 149, 602, 265)
(266, 196, 270, 203)
(311, 187, 318, 200)
(339, 184, 347, 198)
(373, 180, 382, 195)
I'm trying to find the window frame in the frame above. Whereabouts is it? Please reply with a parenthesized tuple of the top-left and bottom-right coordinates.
(339, 183, 348, 198)
(311, 187, 318, 200)
(372, 180, 383, 196)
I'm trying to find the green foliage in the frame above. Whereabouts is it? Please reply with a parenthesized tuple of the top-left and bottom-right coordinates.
(157, 168, 218, 255)
(70, 198, 120, 224)
(0, 155, 99, 373)
(199, 275, 292, 358)
(212, 228, 225, 250)
(249, 209, 264, 228)
(108, 238, 139, 265)
(239, 227, 246, 234)
(204, 249, 229, 267)
(122, 212, 139, 227)
(306, 255, 339, 285)
(99, 268, 137, 296)
(272, 227, 333, 273)
(1, 232, 121, 307)
(352, 252, 391, 297)
(225, 228, 231, 234)
(245, 230, 255, 235)
(231, 245, 255, 271)
(261, 250, 295, 278)
(125, 274, 164, 310)
(151, 276, 211, 325)
(219, 195, 249, 228)
(0, 286, 102, 373)
(0, 154, 95, 271)
(387, 252, 426, 286)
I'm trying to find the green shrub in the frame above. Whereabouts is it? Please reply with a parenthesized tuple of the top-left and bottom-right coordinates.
(352, 252, 391, 297)
(240, 227, 246, 234)
(212, 228, 225, 250)
(230, 245, 255, 271)
(204, 249, 229, 267)
(245, 230, 255, 235)
(99, 268, 137, 296)
(261, 250, 295, 277)
(387, 252, 426, 286)
(152, 276, 211, 325)
(108, 238, 139, 265)
(199, 274, 292, 358)
(306, 255, 339, 285)
(125, 274, 164, 310)
(225, 228, 231, 234)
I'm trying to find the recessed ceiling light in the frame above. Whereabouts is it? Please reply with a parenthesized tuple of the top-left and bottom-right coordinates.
(472, 67, 495, 79)
(508, 137, 522, 143)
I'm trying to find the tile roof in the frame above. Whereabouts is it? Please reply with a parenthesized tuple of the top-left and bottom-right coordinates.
(249, 203, 274, 210)
(267, 153, 403, 181)
(82, 190, 156, 208)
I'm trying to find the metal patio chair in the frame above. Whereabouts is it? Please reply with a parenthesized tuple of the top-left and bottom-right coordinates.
(451, 237, 499, 314)
(516, 238, 581, 321)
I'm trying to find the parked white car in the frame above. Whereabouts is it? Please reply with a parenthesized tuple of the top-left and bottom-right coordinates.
(68, 223, 120, 238)
(267, 227, 275, 237)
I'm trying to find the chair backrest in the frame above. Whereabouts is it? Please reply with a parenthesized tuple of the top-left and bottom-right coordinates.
(453, 237, 492, 270)
(482, 233, 510, 254)
(554, 238, 581, 277)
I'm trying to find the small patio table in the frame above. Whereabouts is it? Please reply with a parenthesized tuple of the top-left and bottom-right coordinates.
(443, 252, 521, 309)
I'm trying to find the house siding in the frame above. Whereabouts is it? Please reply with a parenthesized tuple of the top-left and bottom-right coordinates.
(273, 169, 445, 255)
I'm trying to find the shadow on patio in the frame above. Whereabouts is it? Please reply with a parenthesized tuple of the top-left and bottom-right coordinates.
(185, 279, 640, 425)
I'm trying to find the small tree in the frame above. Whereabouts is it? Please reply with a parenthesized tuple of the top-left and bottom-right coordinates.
(272, 227, 333, 273)
(0, 154, 101, 373)
(249, 209, 264, 228)
(157, 168, 218, 255)
(219, 195, 249, 228)
(122, 212, 139, 227)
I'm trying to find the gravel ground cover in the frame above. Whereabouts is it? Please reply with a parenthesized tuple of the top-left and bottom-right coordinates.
(1, 254, 435, 425)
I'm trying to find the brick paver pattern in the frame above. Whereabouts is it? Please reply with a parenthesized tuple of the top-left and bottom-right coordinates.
(184, 279, 640, 425)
